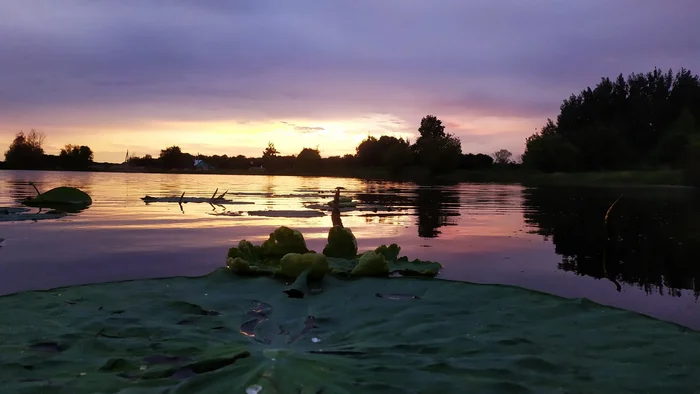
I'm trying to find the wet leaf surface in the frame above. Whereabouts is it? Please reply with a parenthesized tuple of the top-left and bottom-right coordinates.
(1, 268, 700, 393)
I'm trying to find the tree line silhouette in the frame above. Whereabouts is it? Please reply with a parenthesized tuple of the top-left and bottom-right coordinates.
(1, 129, 94, 171)
(127, 115, 506, 174)
(3, 66, 698, 182)
(2, 116, 507, 175)
(522, 67, 700, 184)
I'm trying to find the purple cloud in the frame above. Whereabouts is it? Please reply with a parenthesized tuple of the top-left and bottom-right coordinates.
(0, 0, 699, 159)
(279, 121, 325, 133)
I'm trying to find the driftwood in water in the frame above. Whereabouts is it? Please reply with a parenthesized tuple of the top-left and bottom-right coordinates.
(141, 189, 253, 205)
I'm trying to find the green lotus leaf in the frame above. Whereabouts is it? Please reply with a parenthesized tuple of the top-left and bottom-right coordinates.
(390, 256, 443, 276)
(22, 186, 92, 209)
(0, 270, 697, 393)
(0, 207, 30, 215)
(0, 212, 67, 222)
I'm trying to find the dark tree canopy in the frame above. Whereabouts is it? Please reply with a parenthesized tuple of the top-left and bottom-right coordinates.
(295, 147, 322, 170)
(4, 130, 45, 169)
(418, 115, 445, 139)
(159, 146, 193, 169)
(262, 142, 279, 158)
(492, 149, 513, 165)
(459, 153, 494, 170)
(297, 147, 321, 161)
(523, 67, 700, 172)
(355, 135, 411, 169)
(59, 144, 94, 170)
(413, 115, 462, 173)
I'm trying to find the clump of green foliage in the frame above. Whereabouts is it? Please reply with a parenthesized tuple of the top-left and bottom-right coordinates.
(351, 251, 389, 276)
(225, 226, 442, 279)
(322, 225, 358, 258)
(260, 226, 309, 257)
(279, 252, 329, 280)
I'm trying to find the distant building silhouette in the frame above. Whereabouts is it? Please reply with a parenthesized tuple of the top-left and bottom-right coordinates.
(194, 159, 214, 171)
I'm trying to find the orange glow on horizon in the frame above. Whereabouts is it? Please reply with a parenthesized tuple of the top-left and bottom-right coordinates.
(0, 112, 537, 163)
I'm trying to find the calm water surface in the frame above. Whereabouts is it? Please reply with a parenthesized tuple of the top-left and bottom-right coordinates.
(1, 170, 699, 329)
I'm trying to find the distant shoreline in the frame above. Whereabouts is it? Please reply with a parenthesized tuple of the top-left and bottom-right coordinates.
(0, 165, 692, 188)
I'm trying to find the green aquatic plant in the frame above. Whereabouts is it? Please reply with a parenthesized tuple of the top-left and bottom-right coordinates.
(226, 225, 443, 279)
(22, 184, 92, 211)
(279, 252, 329, 280)
(374, 243, 401, 260)
(0, 269, 698, 393)
(322, 225, 358, 258)
(0, 212, 67, 222)
(260, 226, 309, 257)
(0, 206, 67, 222)
(1, 207, 29, 214)
(350, 250, 389, 276)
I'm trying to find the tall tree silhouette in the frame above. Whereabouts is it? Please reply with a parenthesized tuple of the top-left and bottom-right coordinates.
(59, 144, 94, 170)
(159, 146, 192, 169)
(523, 67, 700, 172)
(413, 115, 462, 174)
(4, 130, 45, 169)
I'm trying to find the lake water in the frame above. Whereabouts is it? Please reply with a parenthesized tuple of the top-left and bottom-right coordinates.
(1, 170, 699, 329)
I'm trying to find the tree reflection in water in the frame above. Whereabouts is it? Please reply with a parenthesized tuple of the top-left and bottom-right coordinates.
(523, 186, 700, 298)
(414, 186, 461, 238)
(355, 183, 461, 238)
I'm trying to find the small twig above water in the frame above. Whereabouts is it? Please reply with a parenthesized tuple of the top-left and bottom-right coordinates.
(28, 182, 41, 196)
(602, 195, 623, 292)
(604, 194, 623, 234)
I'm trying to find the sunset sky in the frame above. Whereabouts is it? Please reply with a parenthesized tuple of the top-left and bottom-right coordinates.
(1, 1, 699, 163)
